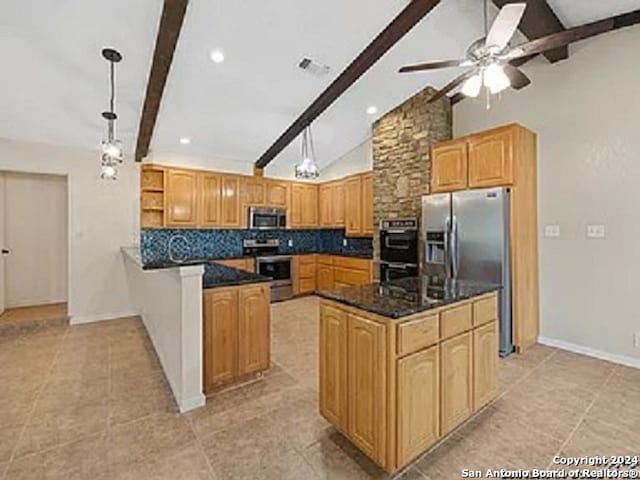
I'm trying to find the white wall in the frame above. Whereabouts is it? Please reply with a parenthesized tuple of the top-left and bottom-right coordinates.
(3, 172, 67, 307)
(454, 27, 640, 363)
(319, 138, 373, 181)
(0, 138, 139, 323)
(145, 151, 252, 176)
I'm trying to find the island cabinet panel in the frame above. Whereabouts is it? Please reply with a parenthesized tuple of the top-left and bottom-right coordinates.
(431, 141, 468, 193)
(468, 129, 514, 188)
(219, 175, 242, 227)
(440, 332, 473, 436)
(203, 288, 238, 390)
(200, 173, 221, 227)
(473, 321, 498, 411)
(319, 305, 348, 431)
(348, 314, 386, 465)
(238, 285, 270, 376)
(166, 169, 199, 227)
(397, 345, 440, 466)
(440, 303, 472, 340)
(397, 314, 439, 356)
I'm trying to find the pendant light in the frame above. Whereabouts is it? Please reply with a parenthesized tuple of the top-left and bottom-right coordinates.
(100, 48, 123, 180)
(294, 125, 320, 180)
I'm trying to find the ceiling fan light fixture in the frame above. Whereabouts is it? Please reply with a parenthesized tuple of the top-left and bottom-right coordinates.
(484, 63, 510, 94)
(461, 73, 482, 98)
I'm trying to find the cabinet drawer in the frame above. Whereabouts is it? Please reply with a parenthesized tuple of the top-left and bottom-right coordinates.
(299, 277, 316, 294)
(397, 314, 439, 356)
(317, 255, 334, 266)
(334, 268, 370, 286)
(298, 255, 316, 266)
(473, 294, 498, 327)
(333, 256, 370, 272)
(440, 303, 473, 340)
(299, 263, 316, 279)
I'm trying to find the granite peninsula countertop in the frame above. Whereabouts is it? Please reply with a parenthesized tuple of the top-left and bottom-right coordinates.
(202, 263, 270, 289)
(317, 277, 500, 319)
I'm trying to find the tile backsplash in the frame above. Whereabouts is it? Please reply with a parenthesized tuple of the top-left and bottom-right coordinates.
(140, 228, 373, 265)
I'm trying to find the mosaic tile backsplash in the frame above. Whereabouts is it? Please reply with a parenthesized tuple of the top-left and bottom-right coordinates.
(140, 228, 373, 265)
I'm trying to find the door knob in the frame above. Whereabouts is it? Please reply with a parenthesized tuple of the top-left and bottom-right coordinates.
(1, 249, 10, 255)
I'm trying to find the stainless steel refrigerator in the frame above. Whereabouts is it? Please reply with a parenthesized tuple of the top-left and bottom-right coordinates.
(422, 188, 513, 356)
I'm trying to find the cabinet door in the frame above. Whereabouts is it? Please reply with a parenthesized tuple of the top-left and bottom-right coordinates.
(397, 346, 440, 466)
(203, 289, 238, 392)
(319, 184, 333, 227)
(302, 185, 318, 227)
(238, 284, 271, 376)
(266, 181, 289, 207)
(361, 173, 374, 236)
(220, 175, 241, 227)
(468, 129, 514, 187)
(200, 173, 221, 227)
(317, 264, 334, 291)
(332, 181, 346, 227)
(440, 332, 473, 436)
(473, 321, 498, 410)
(319, 305, 348, 431)
(431, 142, 468, 193)
(290, 184, 304, 228)
(166, 169, 199, 226)
(348, 314, 386, 464)
(242, 177, 266, 206)
(345, 176, 362, 236)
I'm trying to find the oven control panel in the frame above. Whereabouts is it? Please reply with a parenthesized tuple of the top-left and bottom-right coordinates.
(380, 218, 418, 231)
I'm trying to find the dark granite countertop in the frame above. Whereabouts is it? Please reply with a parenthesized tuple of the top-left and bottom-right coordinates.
(202, 263, 270, 289)
(317, 277, 500, 319)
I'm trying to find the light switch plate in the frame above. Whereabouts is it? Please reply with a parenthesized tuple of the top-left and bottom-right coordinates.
(544, 225, 560, 238)
(586, 224, 606, 239)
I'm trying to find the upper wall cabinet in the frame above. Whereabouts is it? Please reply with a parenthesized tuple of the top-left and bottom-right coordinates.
(430, 124, 521, 193)
(166, 169, 199, 227)
(361, 173, 374, 236)
(219, 175, 242, 227)
(266, 181, 289, 208)
(319, 180, 346, 229)
(241, 177, 289, 208)
(290, 183, 318, 229)
(200, 173, 221, 227)
(431, 142, 468, 193)
(344, 173, 373, 237)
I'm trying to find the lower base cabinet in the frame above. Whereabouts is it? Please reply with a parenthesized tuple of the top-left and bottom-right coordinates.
(203, 283, 270, 394)
(473, 320, 499, 410)
(440, 332, 473, 436)
(319, 305, 348, 431)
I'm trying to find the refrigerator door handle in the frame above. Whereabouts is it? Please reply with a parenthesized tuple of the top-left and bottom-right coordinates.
(451, 215, 459, 279)
(444, 216, 451, 278)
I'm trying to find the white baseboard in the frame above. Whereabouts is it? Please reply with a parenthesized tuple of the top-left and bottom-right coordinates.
(69, 311, 140, 325)
(178, 394, 206, 413)
(538, 336, 640, 369)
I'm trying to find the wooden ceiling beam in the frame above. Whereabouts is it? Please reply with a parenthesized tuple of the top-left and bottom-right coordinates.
(493, 0, 567, 63)
(135, 0, 189, 162)
(255, 0, 441, 169)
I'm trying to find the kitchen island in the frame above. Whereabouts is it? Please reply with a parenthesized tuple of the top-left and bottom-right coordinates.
(316, 277, 501, 473)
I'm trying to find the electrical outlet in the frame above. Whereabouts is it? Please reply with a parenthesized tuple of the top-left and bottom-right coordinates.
(635, 332, 640, 349)
(287, 239, 293, 247)
(342, 239, 348, 247)
(586, 224, 605, 239)
(544, 225, 560, 238)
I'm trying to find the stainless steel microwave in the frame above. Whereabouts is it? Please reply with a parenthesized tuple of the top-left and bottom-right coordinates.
(248, 207, 287, 230)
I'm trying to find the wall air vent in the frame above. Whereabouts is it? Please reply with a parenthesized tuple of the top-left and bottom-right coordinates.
(298, 57, 330, 77)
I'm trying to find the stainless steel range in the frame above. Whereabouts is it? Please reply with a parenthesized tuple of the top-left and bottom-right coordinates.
(243, 239, 293, 302)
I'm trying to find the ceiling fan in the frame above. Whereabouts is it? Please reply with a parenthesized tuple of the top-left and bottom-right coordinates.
(398, 0, 617, 104)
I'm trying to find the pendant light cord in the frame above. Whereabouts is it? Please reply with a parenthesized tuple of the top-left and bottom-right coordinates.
(107, 60, 116, 140)
(483, 0, 489, 37)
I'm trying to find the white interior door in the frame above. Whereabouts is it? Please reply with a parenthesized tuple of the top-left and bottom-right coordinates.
(0, 173, 6, 315)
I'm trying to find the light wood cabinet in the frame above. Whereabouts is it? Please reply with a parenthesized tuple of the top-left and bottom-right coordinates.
(242, 177, 266, 205)
(219, 175, 241, 227)
(203, 288, 238, 390)
(203, 283, 270, 394)
(215, 258, 254, 272)
(333, 181, 346, 227)
(265, 181, 289, 207)
(140, 166, 165, 228)
(317, 264, 334, 291)
(319, 305, 348, 431)
(440, 332, 473, 436)
(397, 346, 439, 466)
(166, 169, 199, 227)
(293, 255, 316, 295)
(468, 128, 514, 188)
(238, 284, 271, 376)
(345, 176, 363, 236)
(431, 141, 468, 193)
(318, 180, 347, 228)
(200, 173, 221, 227)
(348, 314, 386, 465)
(362, 173, 374, 236)
(290, 183, 318, 228)
(473, 321, 498, 410)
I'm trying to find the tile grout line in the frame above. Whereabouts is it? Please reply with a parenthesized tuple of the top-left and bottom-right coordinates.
(545, 364, 619, 470)
(1, 325, 70, 479)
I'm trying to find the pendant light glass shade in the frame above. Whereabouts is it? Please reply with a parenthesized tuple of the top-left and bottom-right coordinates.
(100, 48, 123, 179)
(295, 126, 320, 180)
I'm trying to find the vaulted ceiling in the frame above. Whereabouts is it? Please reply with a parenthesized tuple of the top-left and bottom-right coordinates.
(1, 0, 639, 171)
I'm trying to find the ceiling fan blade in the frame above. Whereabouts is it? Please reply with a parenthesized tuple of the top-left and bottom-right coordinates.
(485, 3, 527, 52)
(428, 70, 477, 103)
(507, 17, 615, 59)
(399, 59, 469, 73)
(503, 63, 530, 89)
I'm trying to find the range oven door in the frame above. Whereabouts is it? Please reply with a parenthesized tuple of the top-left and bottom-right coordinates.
(380, 262, 418, 282)
(256, 256, 293, 301)
(249, 208, 287, 230)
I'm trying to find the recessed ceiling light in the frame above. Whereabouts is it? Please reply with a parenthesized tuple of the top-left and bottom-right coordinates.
(179, 137, 191, 145)
(366, 106, 378, 115)
(210, 49, 225, 63)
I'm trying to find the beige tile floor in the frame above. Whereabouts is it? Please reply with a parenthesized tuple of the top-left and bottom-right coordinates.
(0, 303, 68, 336)
(0, 295, 638, 479)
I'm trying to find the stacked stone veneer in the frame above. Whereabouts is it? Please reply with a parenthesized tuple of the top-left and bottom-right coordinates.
(372, 86, 452, 275)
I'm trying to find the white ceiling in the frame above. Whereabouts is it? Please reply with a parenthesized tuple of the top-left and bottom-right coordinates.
(1, 0, 639, 169)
